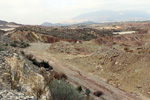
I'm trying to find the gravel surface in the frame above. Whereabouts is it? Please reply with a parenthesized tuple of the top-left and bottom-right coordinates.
(0, 90, 37, 100)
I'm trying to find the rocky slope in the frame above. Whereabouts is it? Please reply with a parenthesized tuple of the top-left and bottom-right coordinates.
(0, 90, 36, 100)
(0, 48, 51, 100)
(43, 31, 150, 99)
(0, 42, 92, 100)
(2, 22, 150, 99)
(9, 26, 113, 42)
(58, 33, 150, 99)
(23, 43, 142, 100)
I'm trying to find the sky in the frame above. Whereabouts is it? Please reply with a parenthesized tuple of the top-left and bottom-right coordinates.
(0, 0, 150, 25)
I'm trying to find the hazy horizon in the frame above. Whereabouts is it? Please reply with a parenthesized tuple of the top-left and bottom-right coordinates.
(0, 0, 150, 25)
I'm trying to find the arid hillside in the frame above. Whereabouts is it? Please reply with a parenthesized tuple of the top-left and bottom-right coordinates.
(46, 32, 150, 99)
(0, 33, 95, 100)
(2, 22, 150, 100)
(0, 20, 21, 31)
(10, 26, 113, 41)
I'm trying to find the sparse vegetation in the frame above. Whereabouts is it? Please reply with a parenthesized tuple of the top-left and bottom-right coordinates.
(10, 41, 17, 47)
(93, 91, 103, 97)
(50, 79, 84, 100)
(15, 26, 113, 41)
(77, 86, 83, 93)
(0, 42, 5, 51)
(25, 54, 53, 70)
(40, 61, 53, 69)
(85, 88, 91, 96)
(52, 71, 67, 80)
(10, 40, 30, 48)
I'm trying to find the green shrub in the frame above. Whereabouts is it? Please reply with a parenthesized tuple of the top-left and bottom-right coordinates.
(50, 79, 84, 100)
(77, 86, 83, 93)
(85, 88, 91, 96)
(10, 40, 30, 48)
(20, 40, 30, 48)
(40, 61, 53, 70)
(0, 42, 5, 51)
(10, 42, 17, 47)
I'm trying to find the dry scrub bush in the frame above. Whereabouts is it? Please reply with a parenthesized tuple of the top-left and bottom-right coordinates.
(50, 79, 84, 100)
(0, 42, 5, 51)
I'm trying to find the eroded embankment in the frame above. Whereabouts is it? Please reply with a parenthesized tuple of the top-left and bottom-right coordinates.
(23, 45, 142, 100)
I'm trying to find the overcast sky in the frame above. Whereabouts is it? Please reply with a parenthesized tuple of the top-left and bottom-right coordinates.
(0, 0, 150, 25)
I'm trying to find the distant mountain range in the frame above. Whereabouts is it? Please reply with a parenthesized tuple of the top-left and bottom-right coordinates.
(41, 21, 99, 26)
(41, 22, 63, 26)
(61, 10, 150, 24)
(76, 21, 99, 25)
(0, 20, 7, 25)
(0, 20, 21, 31)
(41, 10, 150, 26)
(0, 20, 21, 26)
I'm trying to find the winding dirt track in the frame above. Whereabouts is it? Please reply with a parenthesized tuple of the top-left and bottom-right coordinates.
(24, 43, 142, 100)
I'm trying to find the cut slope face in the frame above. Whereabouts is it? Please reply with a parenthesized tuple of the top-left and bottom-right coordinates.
(93, 34, 146, 46)
(9, 29, 80, 43)
(0, 49, 51, 100)
(9, 30, 61, 43)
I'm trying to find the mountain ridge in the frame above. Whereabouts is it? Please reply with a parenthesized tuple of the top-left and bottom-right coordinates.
(41, 22, 64, 26)
(63, 10, 150, 24)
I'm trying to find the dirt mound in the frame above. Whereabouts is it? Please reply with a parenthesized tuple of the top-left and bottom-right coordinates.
(94, 34, 145, 46)
(47, 41, 93, 55)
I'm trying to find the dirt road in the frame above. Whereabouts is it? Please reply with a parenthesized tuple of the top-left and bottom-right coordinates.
(23, 43, 142, 100)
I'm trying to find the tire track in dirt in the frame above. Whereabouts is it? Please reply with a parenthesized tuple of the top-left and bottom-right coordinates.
(24, 50, 142, 100)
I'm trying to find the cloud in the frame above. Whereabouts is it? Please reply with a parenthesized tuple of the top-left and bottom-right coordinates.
(0, 0, 150, 24)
